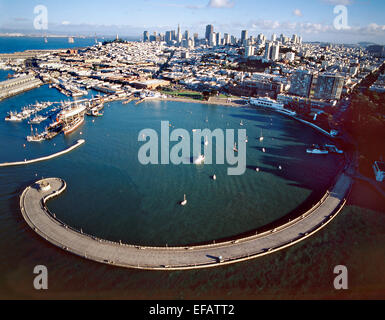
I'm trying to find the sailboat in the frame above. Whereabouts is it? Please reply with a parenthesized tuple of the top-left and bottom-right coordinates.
(180, 194, 187, 206)
(259, 129, 264, 142)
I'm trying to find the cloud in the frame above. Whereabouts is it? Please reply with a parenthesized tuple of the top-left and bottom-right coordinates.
(293, 9, 302, 17)
(208, 0, 234, 8)
(61, 21, 71, 25)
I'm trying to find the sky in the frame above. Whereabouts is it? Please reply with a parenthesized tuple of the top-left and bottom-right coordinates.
(0, 0, 385, 44)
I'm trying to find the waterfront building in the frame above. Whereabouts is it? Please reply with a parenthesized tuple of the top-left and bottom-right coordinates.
(0, 75, 42, 101)
(289, 70, 314, 98)
(271, 33, 277, 42)
(314, 73, 345, 100)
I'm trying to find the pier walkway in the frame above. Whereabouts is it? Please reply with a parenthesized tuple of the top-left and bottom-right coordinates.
(20, 172, 352, 270)
(0, 140, 85, 168)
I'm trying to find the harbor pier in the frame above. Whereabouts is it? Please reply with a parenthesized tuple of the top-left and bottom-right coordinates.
(20, 172, 352, 271)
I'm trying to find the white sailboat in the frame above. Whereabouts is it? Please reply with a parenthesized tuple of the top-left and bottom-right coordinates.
(180, 194, 187, 206)
(259, 129, 264, 142)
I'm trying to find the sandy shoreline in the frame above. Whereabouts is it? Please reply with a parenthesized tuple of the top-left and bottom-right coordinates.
(149, 96, 248, 108)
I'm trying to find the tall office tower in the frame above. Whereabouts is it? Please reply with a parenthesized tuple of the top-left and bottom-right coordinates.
(209, 32, 216, 47)
(289, 70, 314, 98)
(245, 46, 255, 58)
(314, 73, 345, 100)
(205, 24, 214, 41)
(193, 33, 199, 41)
(264, 42, 272, 60)
(292, 34, 298, 44)
(231, 35, 237, 45)
(223, 33, 230, 45)
(271, 43, 280, 61)
(170, 30, 176, 41)
(216, 32, 221, 46)
(271, 33, 277, 42)
(184, 30, 189, 41)
(241, 30, 248, 45)
(143, 31, 149, 42)
(177, 24, 182, 43)
(279, 33, 284, 42)
(165, 31, 172, 44)
(298, 36, 303, 44)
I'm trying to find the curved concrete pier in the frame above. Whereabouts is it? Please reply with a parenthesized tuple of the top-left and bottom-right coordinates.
(20, 174, 352, 270)
(0, 139, 85, 167)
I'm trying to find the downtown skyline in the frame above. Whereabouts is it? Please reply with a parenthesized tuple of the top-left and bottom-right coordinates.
(1, 0, 385, 44)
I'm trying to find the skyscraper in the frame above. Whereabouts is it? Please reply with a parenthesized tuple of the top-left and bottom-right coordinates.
(177, 24, 182, 44)
(205, 25, 214, 41)
(264, 42, 272, 60)
(209, 32, 216, 47)
(241, 30, 248, 45)
(143, 31, 149, 42)
(289, 70, 314, 98)
(216, 32, 221, 46)
(314, 73, 345, 100)
(271, 43, 280, 61)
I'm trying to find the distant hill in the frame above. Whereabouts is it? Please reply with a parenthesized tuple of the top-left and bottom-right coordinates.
(358, 42, 378, 48)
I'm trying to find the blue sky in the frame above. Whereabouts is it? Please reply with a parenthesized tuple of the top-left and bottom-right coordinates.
(1, 0, 385, 43)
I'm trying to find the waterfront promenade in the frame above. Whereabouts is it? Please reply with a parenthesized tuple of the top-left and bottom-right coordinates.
(0, 140, 85, 168)
(20, 172, 352, 270)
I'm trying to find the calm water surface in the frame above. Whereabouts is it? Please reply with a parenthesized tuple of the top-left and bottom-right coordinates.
(0, 83, 383, 299)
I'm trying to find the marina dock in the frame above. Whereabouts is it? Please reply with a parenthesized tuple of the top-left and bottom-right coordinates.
(20, 172, 352, 271)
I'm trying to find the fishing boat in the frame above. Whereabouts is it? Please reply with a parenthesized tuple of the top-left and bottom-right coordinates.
(27, 126, 45, 142)
(5, 112, 22, 122)
(28, 115, 48, 124)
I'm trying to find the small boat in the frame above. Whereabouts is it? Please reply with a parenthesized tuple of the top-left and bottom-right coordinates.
(180, 194, 187, 206)
(212, 174, 217, 180)
(5, 112, 22, 122)
(255, 168, 260, 172)
(194, 155, 205, 164)
(240, 120, 244, 126)
(259, 129, 264, 142)
(28, 115, 48, 124)
(262, 148, 266, 153)
(204, 136, 209, 146)
(233, 143, 238, 153)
